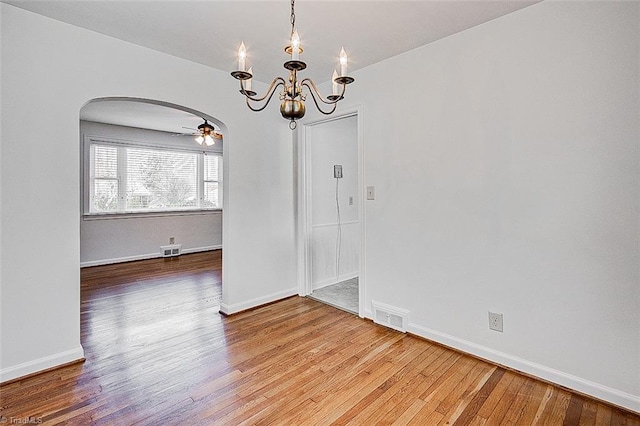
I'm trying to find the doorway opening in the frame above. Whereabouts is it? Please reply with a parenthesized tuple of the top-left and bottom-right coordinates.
(298, 111, 364, 315)
(79, 97, 226, 308)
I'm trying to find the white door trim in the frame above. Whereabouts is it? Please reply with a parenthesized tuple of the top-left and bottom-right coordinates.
(296, 105, 366, 317)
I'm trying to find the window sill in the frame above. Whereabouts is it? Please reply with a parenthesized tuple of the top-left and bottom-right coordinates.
(82, 209, 222, 221)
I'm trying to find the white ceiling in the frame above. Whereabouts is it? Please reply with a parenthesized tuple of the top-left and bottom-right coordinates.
(81, 99, 209, 135)
(5, 0, 539, 133)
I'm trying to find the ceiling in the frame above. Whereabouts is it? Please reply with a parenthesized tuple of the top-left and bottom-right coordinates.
(5, 0, 539, 133)
(80, 99, 210, 135)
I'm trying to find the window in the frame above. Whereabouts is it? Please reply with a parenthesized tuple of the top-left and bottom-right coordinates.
(87, 140, 222, 215)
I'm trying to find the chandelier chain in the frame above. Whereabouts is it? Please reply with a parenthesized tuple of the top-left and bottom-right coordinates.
(290, 0, 296, 35)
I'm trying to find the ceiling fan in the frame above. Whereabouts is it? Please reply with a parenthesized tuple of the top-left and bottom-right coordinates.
(176, 119, 223, 146)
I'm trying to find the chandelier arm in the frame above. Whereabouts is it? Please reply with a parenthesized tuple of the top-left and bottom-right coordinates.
(302, 82, 339, 116)
(241, 77, 286, 103)
(301, 78, 346, 105)
(244, 81, 286, 112)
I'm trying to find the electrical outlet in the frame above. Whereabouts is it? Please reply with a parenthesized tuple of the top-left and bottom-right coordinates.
(488, 312, 503, 332)
(169, 237, 175, 244)
(334, 165, 343, 179)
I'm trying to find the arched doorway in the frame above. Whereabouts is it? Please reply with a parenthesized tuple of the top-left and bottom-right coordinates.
(79, 96, 226, 310)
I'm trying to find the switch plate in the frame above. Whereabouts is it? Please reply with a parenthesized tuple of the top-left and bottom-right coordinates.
(367, 186, 375, 200)
(349, 196, 354, 205)
(488, 312, 503, 332)
(334, 165, 343, 179)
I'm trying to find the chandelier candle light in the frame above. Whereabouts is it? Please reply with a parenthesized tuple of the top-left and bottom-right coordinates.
(230, 0, 355, 130)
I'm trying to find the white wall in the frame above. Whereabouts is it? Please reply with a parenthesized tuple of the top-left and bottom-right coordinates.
(307, 116, 359, 289)
(80, 121, 222, 266)
(0, 4, 296, 382)
(339, 1, 639, 410)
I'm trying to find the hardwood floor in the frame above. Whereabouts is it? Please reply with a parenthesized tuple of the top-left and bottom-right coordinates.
(0, 250, 638, 425)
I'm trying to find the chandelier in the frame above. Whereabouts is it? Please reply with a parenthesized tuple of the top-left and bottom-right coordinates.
(230, 0, 355, 130)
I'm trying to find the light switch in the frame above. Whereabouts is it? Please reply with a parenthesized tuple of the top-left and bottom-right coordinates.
(367, 186, 375, 200)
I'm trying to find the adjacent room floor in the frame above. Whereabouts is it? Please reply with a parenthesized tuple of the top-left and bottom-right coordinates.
(309, 277, 359, 314)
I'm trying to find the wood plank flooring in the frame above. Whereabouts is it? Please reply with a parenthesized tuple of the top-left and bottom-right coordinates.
(0, 250, 638, 425)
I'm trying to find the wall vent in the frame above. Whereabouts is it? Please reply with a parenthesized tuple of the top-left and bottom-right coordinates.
(160, 244, 182, 257)
(371, 300, 409, 333)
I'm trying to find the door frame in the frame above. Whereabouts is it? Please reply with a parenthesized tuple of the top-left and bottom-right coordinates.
(296, 105, 366, 317)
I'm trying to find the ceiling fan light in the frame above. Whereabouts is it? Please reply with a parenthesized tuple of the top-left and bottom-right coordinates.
(204, 134, 214, 146)
(195, 135, 204, 144)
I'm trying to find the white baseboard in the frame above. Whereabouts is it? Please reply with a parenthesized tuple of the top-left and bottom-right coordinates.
(312, 271, 358, 291)
(407, 322, 640, 413)
(182, 245, 222, 255)
(81, 252, 159, 267)
(80, 245, 222, 268)
(219, 287, 298, 315)
(0, 346, 85, 384)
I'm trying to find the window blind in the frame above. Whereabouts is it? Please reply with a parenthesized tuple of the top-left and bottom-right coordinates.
(88, 142, 221, 214)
